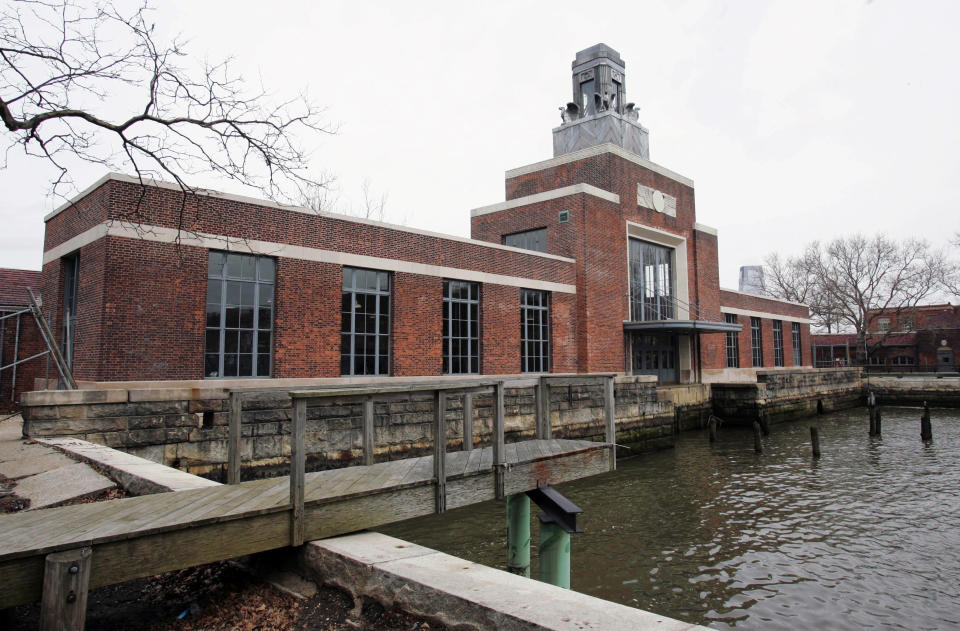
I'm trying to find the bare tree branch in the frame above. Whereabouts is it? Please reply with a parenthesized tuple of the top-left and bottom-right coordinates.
(1, 0, 333, 210)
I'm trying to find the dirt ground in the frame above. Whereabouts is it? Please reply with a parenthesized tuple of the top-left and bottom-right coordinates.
(4, 560, 447, 631)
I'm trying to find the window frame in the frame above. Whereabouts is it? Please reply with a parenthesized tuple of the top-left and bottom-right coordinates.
(724, 313, 740, 368)
(205, 251, 275, 379)
(772, 320, 784, 367)
(520, 289, 551, 373)
(628, 238, 674, 322)
(502, 228, 548, 253)
(442, 280, 481, 375)
(340, 267, 392, 376)
(750, 317, 764, 368)
(791, 322, 802, 366)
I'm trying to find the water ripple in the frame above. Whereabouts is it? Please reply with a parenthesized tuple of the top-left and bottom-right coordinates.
(380, 407, 960, 630)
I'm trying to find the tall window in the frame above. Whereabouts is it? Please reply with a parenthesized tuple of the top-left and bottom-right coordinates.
(580, 79, 596, 115)
(628, 239, 674, 321)
(62, 255, 79, 369)
(724, 313, 739, 368)
(792, 323, 802, 366)
(443, 280, 480, 374)
(205, 252, 274, 378)
(772, 320, 784, 367)
(750, 317, 763, 368)
(341, 267, 390, 376)
(521, 290, 550, 373)
(503, 228, 547, 253)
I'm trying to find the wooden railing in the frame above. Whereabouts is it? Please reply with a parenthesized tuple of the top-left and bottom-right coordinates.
(225, 374, 618, 547)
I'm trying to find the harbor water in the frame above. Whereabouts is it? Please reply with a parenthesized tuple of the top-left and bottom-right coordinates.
(380, 407, 960, 630)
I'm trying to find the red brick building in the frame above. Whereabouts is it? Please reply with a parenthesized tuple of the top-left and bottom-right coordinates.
(813, 304, 959, 371)
(13, 44, 809, 390)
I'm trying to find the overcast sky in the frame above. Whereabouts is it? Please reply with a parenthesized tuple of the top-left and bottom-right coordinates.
(2, 0, 959, 289)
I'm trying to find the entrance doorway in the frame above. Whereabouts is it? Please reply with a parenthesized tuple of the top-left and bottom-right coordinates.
(630, 333, 678, 383)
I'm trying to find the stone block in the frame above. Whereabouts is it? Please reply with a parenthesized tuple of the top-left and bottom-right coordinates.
(129, 401, 187, 416)
(129, 416, 165, 430)
(165, 427, 191, 443)
(253, 435, 284, 460)
(128, 387, 227, 403)
(127, 428, 166, 446)
(187, 399, 227, 413)
(177, 439, 228, 465)
(21, 389, 128, 407)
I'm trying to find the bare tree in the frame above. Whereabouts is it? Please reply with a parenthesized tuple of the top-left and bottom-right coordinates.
(764, 234, 947, 360)
(301, 177, 392, 223)
(1, 0, 331, 214)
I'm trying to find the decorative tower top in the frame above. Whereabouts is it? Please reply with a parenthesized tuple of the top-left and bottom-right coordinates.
(553, 44, 649, 159)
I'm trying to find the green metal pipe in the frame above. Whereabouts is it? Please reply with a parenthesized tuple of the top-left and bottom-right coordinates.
(539, 521, 570, 588)
(506, 494, 530, 577)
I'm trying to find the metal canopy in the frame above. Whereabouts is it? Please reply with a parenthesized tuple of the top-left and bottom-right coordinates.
(623, 320, 742, 334)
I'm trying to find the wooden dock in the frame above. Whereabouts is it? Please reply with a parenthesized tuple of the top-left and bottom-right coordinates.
(0, 438, 610, 609)
(0, 376, 619, 628)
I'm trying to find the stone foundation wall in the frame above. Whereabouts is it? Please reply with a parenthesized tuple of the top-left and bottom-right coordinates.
(712, 368, 862, 425)
(21, 376, 673, 479)
(867, 376, 960, 408)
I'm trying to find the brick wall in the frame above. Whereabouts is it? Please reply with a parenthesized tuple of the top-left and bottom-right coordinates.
(39, 178, 578, 382)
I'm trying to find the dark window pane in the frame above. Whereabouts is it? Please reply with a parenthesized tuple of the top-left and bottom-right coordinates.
(239, 330, 254, 353)
(224, 354, 238, 377)
(378, 355, 388, 375)
(257, 355, 270, 377)
(225, 330, 239, 354)
(205, 354, 220, 377)
(205, 330, 220, 354)
(238, 354, 253, 376)
(257, 333, 271, 354)
(206, 304, 221, 328)
(225, 306, 239, 328)
(239, 307, 254, 329)
(258, 308, 272, 330)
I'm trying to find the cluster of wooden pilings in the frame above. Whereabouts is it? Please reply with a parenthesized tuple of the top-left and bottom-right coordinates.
(710, 392, 941, 459)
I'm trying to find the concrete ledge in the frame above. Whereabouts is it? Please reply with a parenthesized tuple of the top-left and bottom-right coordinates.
(300, 532, 708, 631)
(37, 437, 220, 494)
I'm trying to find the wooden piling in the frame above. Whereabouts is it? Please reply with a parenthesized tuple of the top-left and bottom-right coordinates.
(228, 391, 242, 484)
(921, 402, 932, 442)
(758, 413, 770, 437)
(875, 406, 881, 436)
(753, 421, 763, 454)
(462, 393, 473, 452)
(433, 389, 447, 513)
(493, 381, 505, 499)
(816, 399, 824, 415)
(40, 547, 92, 631)
(810, 426, 821, 458)
(536, 378, 551, 440)
(604, 376, 616, 471)
(362, 397, 375, 466)
(290, 398, 306, 546)
(708, 415, 717, 443)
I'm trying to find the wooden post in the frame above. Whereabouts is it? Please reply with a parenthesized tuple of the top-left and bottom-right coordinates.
(537, 378, 551, 440)
(604, 376, 616, 471)
(494, 381, 506, 499)
(506, 494, 531, 577)
(816, 399, 824, 415)
(758, 412, 770, 436)
(362, 397, 375, 466)
(810, 426, 821, 458)
(290, 398, 306, 547)
(434, 389, 447, 514)
(228, 391, 242, 485)
(462, 393, 473, 452)
(753, 421, 763, 454)
(40, 547, 92, 631)
(708, 415, 718, 443)
(875, 406, 881, 435)
(921, 402, 933, 442)
(868, 391, 877, 436)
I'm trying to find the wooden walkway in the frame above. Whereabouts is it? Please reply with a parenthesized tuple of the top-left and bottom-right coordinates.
(0, 438, 610, 609)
